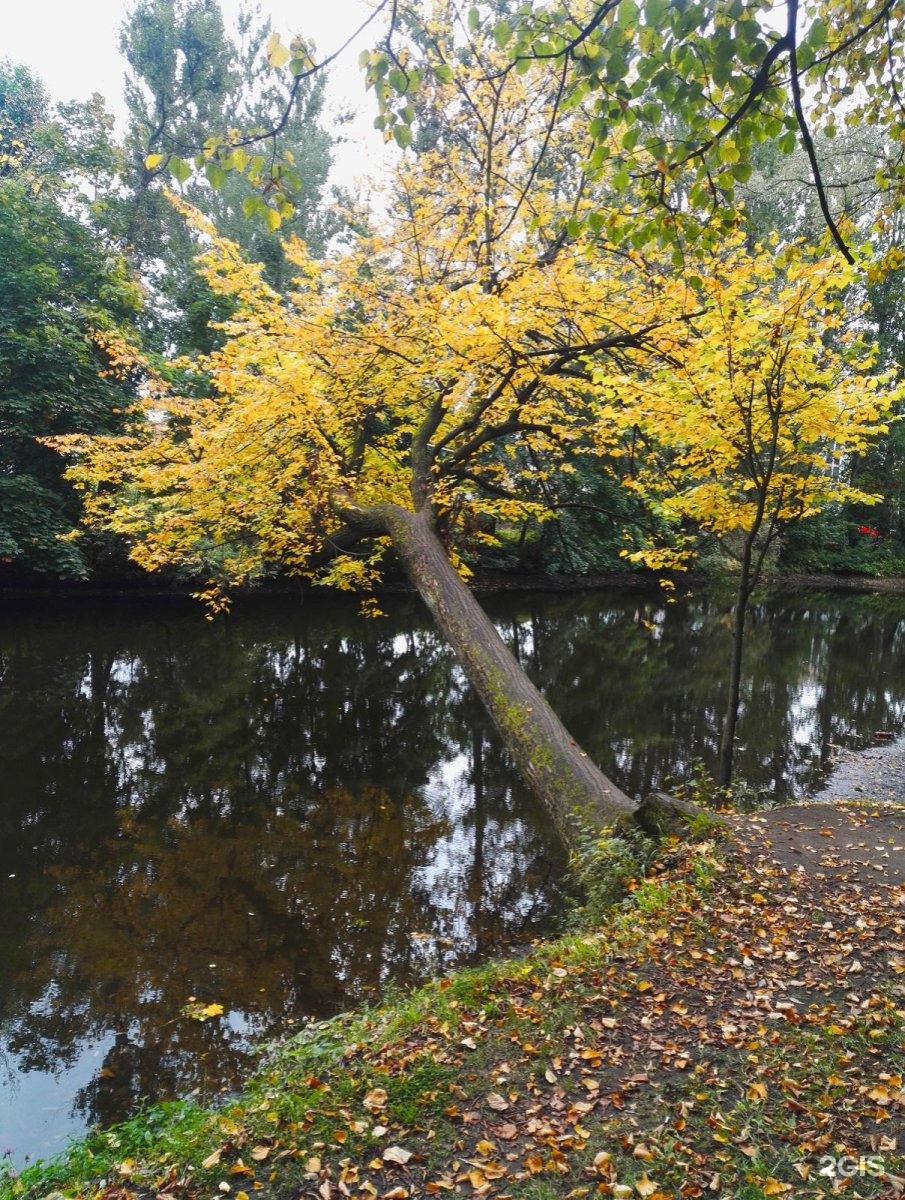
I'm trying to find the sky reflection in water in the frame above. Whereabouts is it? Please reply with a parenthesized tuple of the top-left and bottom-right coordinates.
(1, 586, 903, 1164)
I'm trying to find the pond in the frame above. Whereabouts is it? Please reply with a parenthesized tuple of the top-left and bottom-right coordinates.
(1, 585, 904, 1166)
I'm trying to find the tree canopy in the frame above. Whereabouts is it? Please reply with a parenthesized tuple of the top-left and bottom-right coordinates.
(118, 0, 336, 354)
(53, 6, 905, 824)
(0, 63, 142, 578)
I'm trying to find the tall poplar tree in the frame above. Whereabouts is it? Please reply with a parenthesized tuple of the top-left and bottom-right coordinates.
(117, 0, 336, 354)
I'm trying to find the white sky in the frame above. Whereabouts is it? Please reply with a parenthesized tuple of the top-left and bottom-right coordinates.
(2, 0, 392, 186)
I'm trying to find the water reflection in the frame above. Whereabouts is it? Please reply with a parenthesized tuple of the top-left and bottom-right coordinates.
(0, 598, 562, 1163)
(494, 588, 905, 800)
(1, 587, 903, 1163)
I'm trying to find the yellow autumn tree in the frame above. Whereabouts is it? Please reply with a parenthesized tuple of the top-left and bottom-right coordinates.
(594, 234, 902, 784)
(54, 9, 898, 838)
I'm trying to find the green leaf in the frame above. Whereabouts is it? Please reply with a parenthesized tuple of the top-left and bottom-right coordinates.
(467, 6, 480, 32)
(713, 58, 731, 87)
(205, 162, 227, 189)
(493, 20, 512, 49)
(807, 18, 827, 50)
(644, 0, 669, 26)
(606, 50, 627, 82)
(169, 157, 191, 184)
(393, 124, 413, 149)
(388, 67, 408, 94)
(714, 34, 735, 63)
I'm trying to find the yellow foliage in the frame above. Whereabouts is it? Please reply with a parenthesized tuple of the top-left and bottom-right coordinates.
(593, 234, 903, 573)
(50, 22, 902, 600)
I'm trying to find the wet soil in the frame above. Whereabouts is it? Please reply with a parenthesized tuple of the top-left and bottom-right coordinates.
(812, 737, 905, 806)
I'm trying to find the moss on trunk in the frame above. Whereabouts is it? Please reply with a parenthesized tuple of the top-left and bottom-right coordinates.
(339, 500, 639, 846)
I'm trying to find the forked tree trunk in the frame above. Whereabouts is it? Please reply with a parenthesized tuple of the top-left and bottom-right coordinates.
(344, 501, 639, 845)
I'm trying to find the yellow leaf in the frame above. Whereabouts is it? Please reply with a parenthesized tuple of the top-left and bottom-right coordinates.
(266, 32, 290, 68)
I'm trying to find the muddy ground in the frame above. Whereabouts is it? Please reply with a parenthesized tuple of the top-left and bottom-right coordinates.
(812, 737, 905, 805)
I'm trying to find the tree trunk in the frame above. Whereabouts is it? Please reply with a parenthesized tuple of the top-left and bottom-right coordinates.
(717, 549, 754, 788)
(343, 501, 638, 845)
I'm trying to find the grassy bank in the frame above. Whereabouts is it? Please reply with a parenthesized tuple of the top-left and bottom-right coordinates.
(3, 811, 903, 1200)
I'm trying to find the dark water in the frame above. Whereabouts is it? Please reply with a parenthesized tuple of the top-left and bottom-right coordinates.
(1, 586, 904, 1165)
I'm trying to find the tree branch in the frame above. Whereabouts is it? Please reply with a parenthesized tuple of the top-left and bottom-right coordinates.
(786, 0, 855, 263)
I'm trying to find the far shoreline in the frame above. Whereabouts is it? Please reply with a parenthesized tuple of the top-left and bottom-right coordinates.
(1, 566, 905, 609)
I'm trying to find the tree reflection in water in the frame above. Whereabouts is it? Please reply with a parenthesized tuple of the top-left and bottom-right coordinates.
(0, 587, 903, 1162)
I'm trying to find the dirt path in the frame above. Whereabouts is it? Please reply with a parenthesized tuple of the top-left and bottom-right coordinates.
(729, 800, 905, 888)
(811, 738, 905, 806)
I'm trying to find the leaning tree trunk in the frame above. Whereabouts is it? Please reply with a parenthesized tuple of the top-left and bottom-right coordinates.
(344, 501, 638, 845)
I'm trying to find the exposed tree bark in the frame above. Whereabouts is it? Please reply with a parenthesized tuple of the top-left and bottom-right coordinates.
(336, 497, 640, 846)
